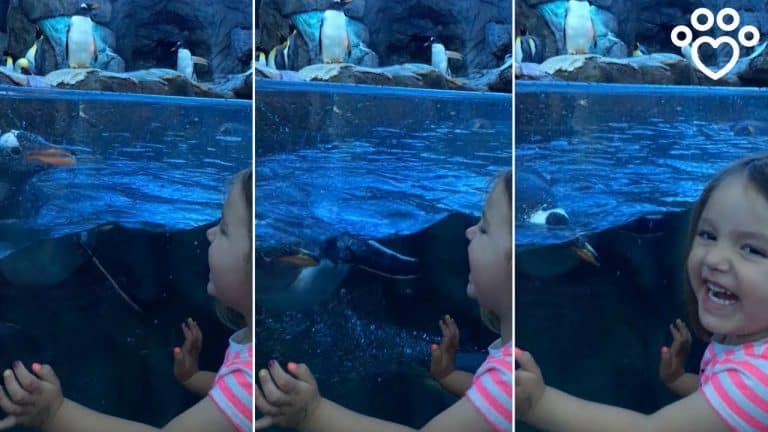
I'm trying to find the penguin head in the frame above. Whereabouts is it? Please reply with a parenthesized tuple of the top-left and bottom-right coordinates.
(34, 26, 44, 40)
(170, 41, 186, 53)
(75, 2, 98, 16)
(0, 130, 75, 180)
(330, 0, 353, 7)
(424, 36, 442, 47)
(519, 26, 528, 36)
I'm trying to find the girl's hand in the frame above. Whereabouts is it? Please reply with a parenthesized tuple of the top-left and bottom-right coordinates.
(514, 347, 545, 421)
(659, 319, 691, 386)
(254, 361, 321, 430)
(430, 314, 459, 381)
(173, 318, 202, 384)
(0, 362, 64, 430)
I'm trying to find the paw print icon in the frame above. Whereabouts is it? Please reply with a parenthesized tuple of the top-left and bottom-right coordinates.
(671, 8, 760, 80)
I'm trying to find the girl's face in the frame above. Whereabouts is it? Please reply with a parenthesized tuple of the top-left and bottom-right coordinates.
(465, 181, 512, 313)
(687, 175, 768, 344)
(206, 183, 252, 309)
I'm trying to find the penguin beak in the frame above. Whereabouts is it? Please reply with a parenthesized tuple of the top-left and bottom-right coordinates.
(26, 149, 76, 167)
(277, 250, 320, 267)
(571, 241, 600, 267)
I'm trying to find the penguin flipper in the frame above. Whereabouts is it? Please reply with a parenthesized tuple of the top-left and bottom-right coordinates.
(445, 50, 464, 61)
(190, 56, 209, 66)
(92, 36, 99, 64)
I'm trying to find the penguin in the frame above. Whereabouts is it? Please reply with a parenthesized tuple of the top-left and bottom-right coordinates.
(424, 36, 464, 77)
(66, 2, 99, 68)
(631, 41, 647, 57)
(255, 45, 268, 68)
(13, 26, 44, 75)
(171, 41, 209, 82)
(0, 130, 76, 206)
(564, 0, 596, 55)
(267, 24, 296, 70)
(514, 26, 544, 63)
(320, 0, 352, 64)
(515, 170, 599, 266)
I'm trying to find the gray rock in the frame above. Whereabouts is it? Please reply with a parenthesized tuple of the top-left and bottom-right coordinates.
(20, 0, 113, 23)
(230, 27, 252, 65)
(485, 23, 512, 59)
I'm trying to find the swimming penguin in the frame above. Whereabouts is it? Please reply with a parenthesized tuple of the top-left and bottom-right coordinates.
(267, 24, 296, 70)
(631, 42, 647, 57)
(564, 0, 596, 55)
(171, 41, 209, 82)
(514, 26, 544, 63)
(13, 26, 45, 75)
(424, 36, 464, 77)
(256, 234, 420, 312)
(516, 170, 599, 266)
(66, 2, 99, 68)
(320, 0, 353, 64)
(0, 130, 76, 206)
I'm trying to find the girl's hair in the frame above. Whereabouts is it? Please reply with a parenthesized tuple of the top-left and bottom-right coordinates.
(215, 168, 253, 330)
(480, 168, 513, 334)
(685, 153, 768, 340)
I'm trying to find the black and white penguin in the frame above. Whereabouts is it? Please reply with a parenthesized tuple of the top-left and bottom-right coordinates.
(424, 36, 464, 77)
(66, 2, 99, 68)
(2, 51, 13, 70)
(0, 130, 76, 206)
(514, 26, 544, 63)
(631, 42, 647, 57)
(320, 0, 352, 64)
(564, 0, 596, 55)
(255, 45, 268, 68)
(14, 26, 44, 75)
(267, 24, 296, 70)
(171, 41, 209, 82)
(516, 170, 599, 266)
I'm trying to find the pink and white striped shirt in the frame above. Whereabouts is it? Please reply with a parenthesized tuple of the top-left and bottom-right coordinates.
(699, 337, 768, 431)
(209, 328, 253, 432)
(465, 339, 512, 432)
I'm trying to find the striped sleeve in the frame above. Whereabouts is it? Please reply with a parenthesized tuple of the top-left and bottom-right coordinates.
(465, 345, 512, 432)
(209, 347, 253, 432)
(700, 353, 768, 431)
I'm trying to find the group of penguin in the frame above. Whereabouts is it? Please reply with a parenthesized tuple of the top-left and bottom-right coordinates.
(1, 2, 207, 81)
(514, 0, 649, 64)
(256, 0, 464, 76)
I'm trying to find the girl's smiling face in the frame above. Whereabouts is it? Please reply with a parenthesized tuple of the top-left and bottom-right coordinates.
(687, 175, 768, 344)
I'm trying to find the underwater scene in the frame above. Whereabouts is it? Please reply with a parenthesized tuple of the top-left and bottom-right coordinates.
(0, 85, 250, 431)
(515, 81, 768, 430)
(255, 79, 511, 429)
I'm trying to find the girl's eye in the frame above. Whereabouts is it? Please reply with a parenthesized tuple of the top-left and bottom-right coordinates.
(697, 230, 715, 241)
(743, 244, 767, 258)
(479, 225, 487, 234)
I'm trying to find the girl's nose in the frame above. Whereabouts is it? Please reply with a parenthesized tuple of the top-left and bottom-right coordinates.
(206, 226, 215, 242)
(703, 245, 730, 272)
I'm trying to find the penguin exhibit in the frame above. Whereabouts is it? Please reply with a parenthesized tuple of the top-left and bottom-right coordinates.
(516, 0, 768, 86)
(516, 2, 768, 431)
(0, 0, 252, 428)
(254, 0, 511, 429)
(0, 1, 252, 98)
(255, 0, 512, 92)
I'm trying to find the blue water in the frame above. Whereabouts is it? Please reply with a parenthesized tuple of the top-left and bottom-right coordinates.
(256, 79, 512, 250)
(0, 85, 251, 258)
(516, 81, 768, 247)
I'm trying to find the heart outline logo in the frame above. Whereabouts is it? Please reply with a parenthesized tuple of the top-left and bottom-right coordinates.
(690, 36, 740, 80)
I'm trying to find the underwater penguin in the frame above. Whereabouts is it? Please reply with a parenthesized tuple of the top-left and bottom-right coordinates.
(425, 36, 464, 77)
(516, 170, 599, 266)
(267, 24, 296, 70)
(320, 0, 352, 64)
(0, 130, 76, 206)
(631, 42, 647, 57)
(171, 41, 209, 82)
(564, 0, 596, 55)
(66, 2, 99, 68)
(515, 26, 544, 63)
(14, 27, 45, 75)
(2, 51, 13, 70)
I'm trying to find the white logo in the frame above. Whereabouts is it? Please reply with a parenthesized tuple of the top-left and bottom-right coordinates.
(671, 8, 760, 80)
